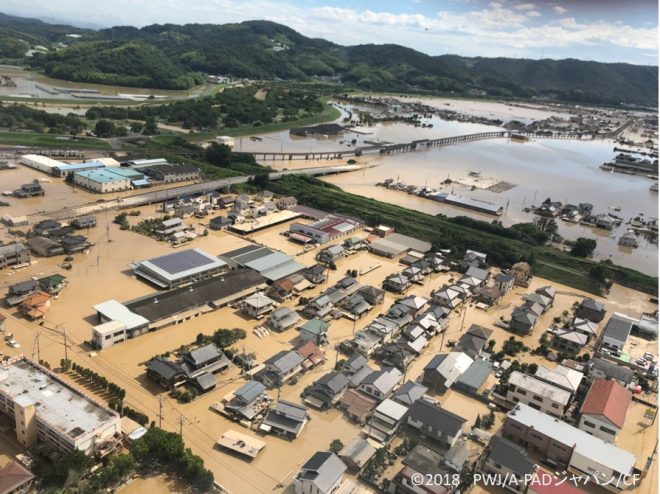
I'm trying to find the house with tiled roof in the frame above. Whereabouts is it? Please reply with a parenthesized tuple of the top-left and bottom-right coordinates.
(578, 379, 632, 442)
(576, 298, 607, 323)
(479, 436, 537, 494)
(0, 461, 35, 494)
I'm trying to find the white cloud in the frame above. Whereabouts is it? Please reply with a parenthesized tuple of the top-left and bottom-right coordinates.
(552, 5, 568, 15)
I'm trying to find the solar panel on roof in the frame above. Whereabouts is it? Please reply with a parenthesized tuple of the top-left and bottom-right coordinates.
(149, 249, 216, 275)
(221, 244, 262, 259)
(234, 247, 273, 264)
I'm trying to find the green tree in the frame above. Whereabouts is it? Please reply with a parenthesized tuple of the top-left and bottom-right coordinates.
(251, 172, 270, 190)
(36, 449, 91, 487)
(330, 439, 344, 453)
(69, 122, 83, 139)
(205, 142, 232, 166)
(94, 119, 116, 138)
(571, 237, 597, 257)
(590, 262, 611, 286)
(143, 116, 158, 135)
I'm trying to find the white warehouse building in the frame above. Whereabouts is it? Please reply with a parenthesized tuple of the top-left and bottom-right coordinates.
(20, 154, 63, 175)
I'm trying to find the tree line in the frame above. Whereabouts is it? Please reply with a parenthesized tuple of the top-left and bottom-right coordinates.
(0, 102, 85, 134)
(85, 85, 327, 130)
(268, 174, 658, 296)
(35, 427, 214, 493)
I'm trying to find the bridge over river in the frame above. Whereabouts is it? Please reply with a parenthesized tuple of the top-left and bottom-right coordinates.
(249, 123, 631, 161)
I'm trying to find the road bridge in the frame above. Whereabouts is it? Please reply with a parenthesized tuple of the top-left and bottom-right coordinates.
(247, 124, 631, 161)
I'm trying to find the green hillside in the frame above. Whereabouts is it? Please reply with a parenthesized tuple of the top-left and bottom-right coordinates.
(1, 14, 656, 106)
(37, 40, 203, 89)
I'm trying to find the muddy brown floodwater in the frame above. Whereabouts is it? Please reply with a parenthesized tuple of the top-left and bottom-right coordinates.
(257, 132, 657, 275)
(0, 130, 656, 494)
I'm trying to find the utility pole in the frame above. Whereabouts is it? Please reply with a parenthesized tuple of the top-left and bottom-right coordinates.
(63, 328, 68, 362)
(32, 332, 40, 362)
(179, 415, 184, 436)
(460, 303, 468, 333)
(159, 396, 163, 428)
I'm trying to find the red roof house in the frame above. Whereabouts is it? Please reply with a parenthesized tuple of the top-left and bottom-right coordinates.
(578, 379, 632, 441)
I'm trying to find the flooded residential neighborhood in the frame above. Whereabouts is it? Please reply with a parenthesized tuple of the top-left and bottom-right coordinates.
(0, 3, 657, 494)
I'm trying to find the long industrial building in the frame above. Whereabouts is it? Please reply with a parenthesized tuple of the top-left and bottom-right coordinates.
(92, 268, 267, 348)
(0, 356, 121, 456)
(132, 248, 228, 289)
(73, 167, 147, 193)
(429, 192, 503, 216)
(289, 215, 363, 244)
(19, 154, 63, 174)
(220, 244, 305, 282)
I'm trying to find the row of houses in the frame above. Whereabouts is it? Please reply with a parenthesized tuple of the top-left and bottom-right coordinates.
(4, 274, 67, 307)
(508, 286, 557, 334)
(26, 218, 96, 257)
(146, 343, 231, 392)
(346, 294, 445, 357)
(302, 275, 377, 320)
(293, 366, 642, 494)
(315, 236, 367, 264)
(382, 252, 449, 294)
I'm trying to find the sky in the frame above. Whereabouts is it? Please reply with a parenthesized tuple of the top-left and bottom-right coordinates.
(5, 0, 659, 64)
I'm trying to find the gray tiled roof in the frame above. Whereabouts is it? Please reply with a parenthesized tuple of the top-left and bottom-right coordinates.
(266, 350, 304, 373)
(589, 358, 634, 383)
(186, 343, 221, 366)
(360, 367, 402, 394)
(148, 358, 185, 380)
(343, 354, 368, 373)
(298, 452, 347, 494)
(487, 436, 536, 476)
(315, 371, 350, 394)
(581, 298, 605, 312)
(393, 381, 428, 406)
(234, 380, 266, 403)
(408, 398, 466, 436)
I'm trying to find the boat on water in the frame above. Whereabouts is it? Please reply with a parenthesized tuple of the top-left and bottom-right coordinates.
(651, 183, 658, 192)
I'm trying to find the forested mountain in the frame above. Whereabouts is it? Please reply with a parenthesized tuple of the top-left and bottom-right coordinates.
(1, 13, 657, 105)
(0, 12, 88, 58)
(39, 41, 204, 89)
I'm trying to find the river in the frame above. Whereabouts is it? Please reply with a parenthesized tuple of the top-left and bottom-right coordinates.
(241, 99, 658, 277)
